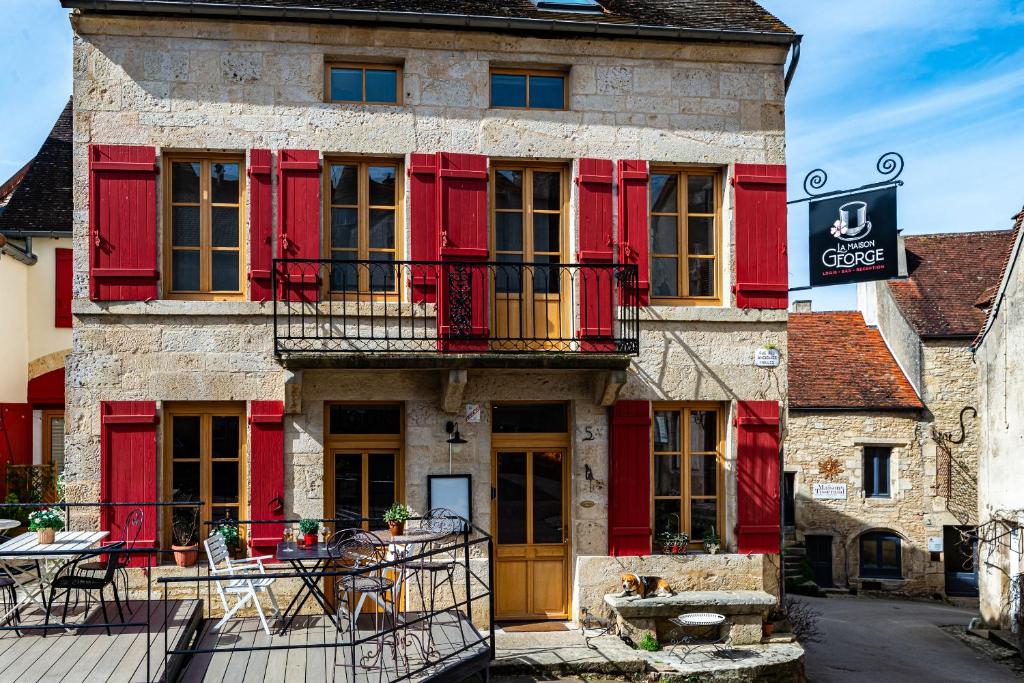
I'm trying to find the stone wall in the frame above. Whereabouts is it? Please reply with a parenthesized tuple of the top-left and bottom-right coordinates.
(975, 230, 1024, 629)
(785, 410, 950, 595)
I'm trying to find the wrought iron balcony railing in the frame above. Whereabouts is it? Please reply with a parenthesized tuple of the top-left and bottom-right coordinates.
(272, 258, 640, 356)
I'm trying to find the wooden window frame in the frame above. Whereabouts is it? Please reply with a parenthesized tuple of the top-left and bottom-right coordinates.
(323, 402, 405, 530)
(489, 68, 569, 111)
(163, 153, 247, 301)
(651, 402, 724, 550)
(648, 167, 722, 305)
(41, 409, 64, 470)
(859, 532, 902, 579)
(162, 402, 247, 550)
(863, 446, 892, 498)
(322, 157, 404, 300)
(325, 62, 403, 105)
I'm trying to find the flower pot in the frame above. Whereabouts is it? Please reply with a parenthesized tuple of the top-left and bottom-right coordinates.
(37, 528, 55, 545)
(303, 532, 318, 547)
(172, 544, 199, 567)
(387, 520, 405, 536)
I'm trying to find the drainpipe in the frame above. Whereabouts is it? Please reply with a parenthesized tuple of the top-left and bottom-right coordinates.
(0, 234, 37, 265)
(783, 37, 801, 94)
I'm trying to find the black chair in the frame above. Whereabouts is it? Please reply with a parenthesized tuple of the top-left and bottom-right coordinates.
(79, 508, 144, 598)
(403, 508, 467, 650)
(0, 530, 36, 636)
(45, 541, 127, 635)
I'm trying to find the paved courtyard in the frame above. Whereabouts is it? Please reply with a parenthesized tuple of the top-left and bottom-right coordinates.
(798, 595, 1020, 682)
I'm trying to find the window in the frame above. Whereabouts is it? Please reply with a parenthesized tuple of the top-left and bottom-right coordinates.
(532, 0, 603, 11)
(42, 410, 65, 480)
(860, 531, 902, 578)
(326, 63, 401, 104)
(492, 403, 569, 434)
(165, 156, 245, 299)
(864, 446, 891, 498)
(164, 403, 246, 548)
(649, 170, 720, 302)
(652, 405, 722, 549)
(490, 69, 567, 110)
(326, 404, 403, 528)
(325, 159, 402, 295)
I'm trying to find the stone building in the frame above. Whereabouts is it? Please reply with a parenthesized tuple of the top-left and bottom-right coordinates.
(974, 207, 1024, 631)
(62, 0, 798, 623)
(0, 99, 74, 494)
(783, 229, 1014, 597)
(786, 310, 935, 593)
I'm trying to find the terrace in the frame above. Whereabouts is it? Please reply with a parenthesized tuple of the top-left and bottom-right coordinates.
(0, 503, 493, 682)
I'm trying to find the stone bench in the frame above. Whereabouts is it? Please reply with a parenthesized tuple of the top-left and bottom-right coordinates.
(604, 590, 776, 646)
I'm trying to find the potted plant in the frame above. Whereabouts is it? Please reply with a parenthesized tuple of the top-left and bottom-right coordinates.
(703, 526, 721, 555)
(299, 518, 320, 547)
(383, 502, 411, 536)
(171, 508, 200, 567)
(669, 532, 689, 555)
(28, 507, 64, 545)
(214, 521, 241, 554)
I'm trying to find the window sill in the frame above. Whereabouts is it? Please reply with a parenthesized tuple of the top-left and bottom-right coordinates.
(640, 307, 787, 323)
(74, 299, 275, 316)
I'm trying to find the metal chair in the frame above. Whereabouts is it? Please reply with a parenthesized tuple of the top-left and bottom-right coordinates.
(80, 508, 143, 599)
(404, 508, 467, 651)
(204, 533, 281, 636)
(45, 541, 127, 636)
(329, 529, 397, 682)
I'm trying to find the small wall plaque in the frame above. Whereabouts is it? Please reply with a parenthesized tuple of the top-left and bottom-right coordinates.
(927, 536, 943, 552)
(812, 482, 847, 500)
(465, 404, 482, 423)
(754, 348, 781, 367)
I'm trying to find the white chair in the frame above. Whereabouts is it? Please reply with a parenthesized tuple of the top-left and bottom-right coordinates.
(204, 533, 281, 635)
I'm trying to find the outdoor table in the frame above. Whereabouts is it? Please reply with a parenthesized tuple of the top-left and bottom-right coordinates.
(667, 612, 732, 660)
(363, 529, 451, 615)
(275, 542, 343, 635)
(0, 530, 110, 626)
(0, 520, 20, 533)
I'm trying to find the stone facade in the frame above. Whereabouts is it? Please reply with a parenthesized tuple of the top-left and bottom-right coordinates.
(785, 410, 953, 595)
(975, 222, 1024, 630)
(67, 12, 790, 622)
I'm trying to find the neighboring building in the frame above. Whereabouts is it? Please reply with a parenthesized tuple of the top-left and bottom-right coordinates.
(0, 99, 73, 495)
(786, 310, 936, 593)
(784, 229, 1014, 597)
(974, 208, 1024, 631)
(63, 0, 798, 622)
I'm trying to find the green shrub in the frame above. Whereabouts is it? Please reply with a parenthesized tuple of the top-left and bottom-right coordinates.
(638, 632, 659, 652)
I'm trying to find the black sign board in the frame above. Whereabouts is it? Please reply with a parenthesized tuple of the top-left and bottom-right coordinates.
(808, 186, 898, 287)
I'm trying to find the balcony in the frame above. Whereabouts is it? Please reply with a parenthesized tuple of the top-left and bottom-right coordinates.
(272, 258, 639, 369)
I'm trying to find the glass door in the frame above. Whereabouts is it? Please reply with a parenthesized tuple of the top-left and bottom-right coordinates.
(331, 451, 398, 528)
(493, 449, 568, 620)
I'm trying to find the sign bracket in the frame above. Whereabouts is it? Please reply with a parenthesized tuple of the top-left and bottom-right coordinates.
(787, 152, 905, 206)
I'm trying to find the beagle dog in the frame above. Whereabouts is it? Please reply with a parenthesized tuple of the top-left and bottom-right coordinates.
(619, 572, 674, 598)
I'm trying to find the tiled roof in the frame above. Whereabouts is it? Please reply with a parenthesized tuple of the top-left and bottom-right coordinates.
(974, 209, 1024, 348)
(788, 312, 923, 411)
(886, 230, 1016, 339)
(61, 0, 795, 38)
(0, 98, 72, 233)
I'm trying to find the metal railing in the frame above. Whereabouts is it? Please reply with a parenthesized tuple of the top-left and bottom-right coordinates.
(272, 258, 640, 355)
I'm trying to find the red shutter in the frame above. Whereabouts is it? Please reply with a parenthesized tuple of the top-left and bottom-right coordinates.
(54, 247, 73, 328)
(576, 159, 615, 350)
(277, 149, 321, 302)
(248, 149, 274, 302)
(617, 160, 650, 306)
(409, 153, 439, 304)
(249, 400, 284, 557)
(100, 401, 158, 567)
(88, 144, 158, 301)
(608, 400, 652, 556)
(0, 404, 32, 499)
(733, 164, 788, 309)
(735, 400, 781, 554)
(436, 153, 489, 351)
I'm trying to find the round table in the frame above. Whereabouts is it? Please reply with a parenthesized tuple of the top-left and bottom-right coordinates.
(0, 520, 20, 532)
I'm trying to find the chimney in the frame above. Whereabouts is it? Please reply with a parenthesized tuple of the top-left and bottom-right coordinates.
(792, 300, 812, 313)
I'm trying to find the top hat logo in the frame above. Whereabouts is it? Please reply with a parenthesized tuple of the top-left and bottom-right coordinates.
(830, 200, 872, 241)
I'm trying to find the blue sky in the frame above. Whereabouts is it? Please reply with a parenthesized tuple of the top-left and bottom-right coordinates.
(2, 0, 1023, 313)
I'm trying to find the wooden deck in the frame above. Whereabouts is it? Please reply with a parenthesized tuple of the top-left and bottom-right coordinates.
(0, 599, 202, 683)
(181, 611, 490, 683)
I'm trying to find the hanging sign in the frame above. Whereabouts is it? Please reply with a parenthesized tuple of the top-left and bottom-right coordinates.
(809, 186, 899, 287)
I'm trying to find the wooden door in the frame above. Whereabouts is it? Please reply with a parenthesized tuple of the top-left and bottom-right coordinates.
(491, 166, 569, 349)
(805, 535, 833, 587)
(493, 449, 569, 620)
